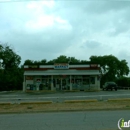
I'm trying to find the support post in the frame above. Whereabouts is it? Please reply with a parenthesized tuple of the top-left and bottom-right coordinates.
(51, 75, 54, 91)
(23, 75, 26, 92)
(70, 75, 72, 91)
(95, 75, 100, 90)
(61, 78, 62, 90)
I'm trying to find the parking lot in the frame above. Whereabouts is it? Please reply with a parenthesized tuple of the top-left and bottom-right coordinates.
(0, 90, 130, 103)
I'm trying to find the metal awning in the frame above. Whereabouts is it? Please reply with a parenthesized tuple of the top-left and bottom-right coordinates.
(24, 70, 100, 76)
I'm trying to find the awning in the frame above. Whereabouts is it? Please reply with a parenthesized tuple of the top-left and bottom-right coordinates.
(24, 70, 100, 76)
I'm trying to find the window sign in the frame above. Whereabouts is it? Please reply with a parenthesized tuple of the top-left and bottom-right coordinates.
(26, 76, 33, 80)
(36, 79, 41, 83)
(54, 63, 69, 69)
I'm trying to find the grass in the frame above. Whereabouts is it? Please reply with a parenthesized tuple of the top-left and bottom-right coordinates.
(0, 100, 130, 113)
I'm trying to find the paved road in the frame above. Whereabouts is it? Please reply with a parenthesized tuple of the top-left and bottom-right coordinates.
(0, 110, 129, 130)
(0, 90, 130, 103)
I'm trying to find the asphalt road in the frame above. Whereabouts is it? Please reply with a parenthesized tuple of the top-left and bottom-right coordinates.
(0, 110, 129, 130)
(0, 90, 130, 103)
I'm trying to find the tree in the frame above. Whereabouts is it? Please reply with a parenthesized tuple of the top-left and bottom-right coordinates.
(0, 45, 21, 69)
(116, 77, 130, 87)
(68, 57, 80, 63)
(118, 60, 129, 76)
(90, 55, 130, 85)
(52, 55, 69, 63)
(48, 55, 81, 64)
(24, 59, 34, 65)
(24, 59, 47, 65)
(0, 43, 22, 90)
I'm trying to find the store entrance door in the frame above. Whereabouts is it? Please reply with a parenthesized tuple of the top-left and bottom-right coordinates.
(54, 78, 67, 91)
(62, 79, 67, 90)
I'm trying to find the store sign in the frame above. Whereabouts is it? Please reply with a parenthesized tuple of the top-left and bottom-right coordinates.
(29, 65, 38, 68)
(54, 63, 69, 69)
(90, 64, 98, 68)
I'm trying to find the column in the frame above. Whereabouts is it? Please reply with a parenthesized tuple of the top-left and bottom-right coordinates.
(61, 78, 62, 90)
(23, 75, 26, 92)
(55, 78, 57, 90)
(51, 75, 54, 91)
(70, 75, 72, 91)
(66, 78, 68, 90)
(95, 75, 100, 90)
(81, 76, 83, 84)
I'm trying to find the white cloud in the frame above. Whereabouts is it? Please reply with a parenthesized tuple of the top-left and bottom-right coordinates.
(26, 0, 55, 9)
(0, 0, 130, 69)
(25, 15, 54, 31)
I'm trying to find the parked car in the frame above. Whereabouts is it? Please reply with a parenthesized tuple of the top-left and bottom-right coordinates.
(102, 82, 118, 91)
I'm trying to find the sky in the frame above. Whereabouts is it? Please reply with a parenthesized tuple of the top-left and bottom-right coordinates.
(0, 0, 130, 67)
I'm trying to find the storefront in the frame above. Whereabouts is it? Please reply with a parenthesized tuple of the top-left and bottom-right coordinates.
(23, 63, 101, 91)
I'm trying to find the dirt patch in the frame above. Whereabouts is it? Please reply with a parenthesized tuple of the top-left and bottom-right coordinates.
(0, 101, 130, 113)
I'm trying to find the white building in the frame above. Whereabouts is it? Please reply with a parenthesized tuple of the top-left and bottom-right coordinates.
(23, 63, 101, 91)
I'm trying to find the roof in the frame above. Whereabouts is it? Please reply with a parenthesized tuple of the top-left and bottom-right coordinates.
(24, 69, 100, 75)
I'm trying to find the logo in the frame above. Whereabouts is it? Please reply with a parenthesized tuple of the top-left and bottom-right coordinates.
(118, 118, 130, 130)
(54, 63, 69, 69)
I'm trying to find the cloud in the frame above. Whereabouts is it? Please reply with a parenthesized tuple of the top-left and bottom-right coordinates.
(0, 0, 130, 69)
(83, 40, 101, 49)
(26, 0, 55, 9)
(84, 1, 130, 14)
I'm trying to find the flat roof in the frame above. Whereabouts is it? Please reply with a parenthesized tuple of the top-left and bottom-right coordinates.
(24, 70, 100, 75)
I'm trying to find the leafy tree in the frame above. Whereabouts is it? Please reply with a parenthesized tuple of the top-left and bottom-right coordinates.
(48, 55, 81, 64)
(0, 45, 21, 69)
(0, 43, 22, 90)
(24, 59, 34, 65)
(24, 59, 47, 65)
(68, 57, 80, 63)
(90, 55, 130, 86)
(118, 60, 129, 76)
(116, 77, 130, 87)
(53, 55, 69, 63)
(40, 59, 47, 64)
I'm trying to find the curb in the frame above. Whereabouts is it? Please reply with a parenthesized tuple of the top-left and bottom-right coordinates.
(20, 101, 53, 105)
(108, 98, 130, 102)
(0, 108, 130, 114)
(0, 102, 11, 105)
(25, 90, 56, 93)
(64, 99, 98, 103)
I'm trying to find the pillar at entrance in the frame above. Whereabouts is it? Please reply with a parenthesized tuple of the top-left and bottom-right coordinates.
(36, 83, 39, 91)
(23, 76, 26, 92)
(70, 75, 72, 91)
(93, 76, 100, 90)
(51, 75, 54, 91)
(23, 82, 26, 92)
(61, 78, 62, 90)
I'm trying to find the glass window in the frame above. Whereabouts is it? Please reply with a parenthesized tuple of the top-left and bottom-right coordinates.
(90, 77, 95, 84)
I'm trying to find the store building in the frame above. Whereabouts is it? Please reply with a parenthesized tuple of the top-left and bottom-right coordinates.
(23, 63, 101, 91)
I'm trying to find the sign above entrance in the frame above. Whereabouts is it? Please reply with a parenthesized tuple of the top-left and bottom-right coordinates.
(29, 65, 39, 68)
(54, 63, 69, 69)
(90, 64, 98, 68)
